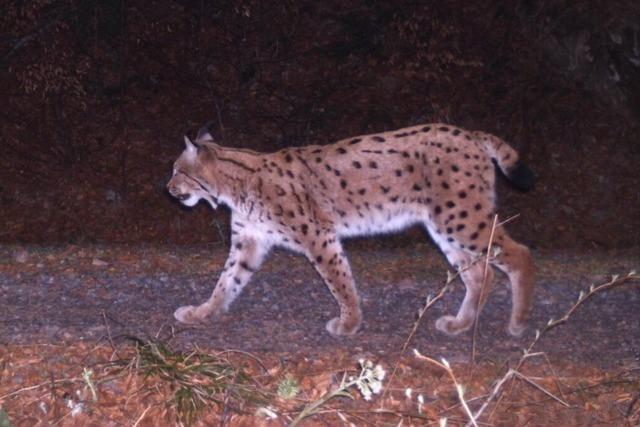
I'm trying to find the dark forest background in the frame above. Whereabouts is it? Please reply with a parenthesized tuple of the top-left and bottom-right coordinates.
(1, 0, 639, 248)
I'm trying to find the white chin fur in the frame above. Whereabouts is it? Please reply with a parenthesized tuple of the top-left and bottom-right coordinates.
(181, 195, 201, 207)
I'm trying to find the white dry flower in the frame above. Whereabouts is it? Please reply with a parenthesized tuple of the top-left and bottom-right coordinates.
(255, 406, 278, 419)
(70, 402, 84, 417)
(417, 393, 424, 414)
(354, 359, 386, 401)
(405, 388, 413, 398)
(370, 379, 383, 395)
(372, 364, 386, 381)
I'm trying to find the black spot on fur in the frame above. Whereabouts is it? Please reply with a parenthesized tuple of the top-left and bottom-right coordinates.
(441, 181, 450, 189)
(460, 210, 468, 218)
(439, 126, 449, 132)
(380, 185, 390, 194)
(395, 169, 402, 177)
(412, 184, 422, 191)
(474, 203, 482, 211)
(435, 206, 442, 215)
(372, 136, 386, 142)
(353, 161, 362, 169)
(284, 153, 293, 162)
(369, 161, 378, 169)
(301, 224, 309, 235)
(240, 261, 255, 272)
(445, 201, 456, 208)
(422, 126, 431, 132)
(340, 179, 347, 189)
(349, 138, 362, 145)
(458, 191, 467, 198)
(337, 147, 347, 154)
(316, 255, 323, 264)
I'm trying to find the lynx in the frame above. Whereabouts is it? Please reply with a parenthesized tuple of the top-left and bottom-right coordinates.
(167, 124, 534, 337)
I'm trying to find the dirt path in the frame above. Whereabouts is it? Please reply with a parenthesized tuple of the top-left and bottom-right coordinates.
(1, 244, 638, 368)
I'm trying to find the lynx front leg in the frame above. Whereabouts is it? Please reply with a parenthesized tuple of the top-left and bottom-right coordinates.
(308, 238, 362, 336)
(174, 235, 270, 324)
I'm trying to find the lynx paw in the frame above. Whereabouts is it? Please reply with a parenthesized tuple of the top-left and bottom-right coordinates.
(435, 315, 472, 336)
(508, 320, 526, 337)
(174, 305, 205, 324)
(325, 317, 360, 337)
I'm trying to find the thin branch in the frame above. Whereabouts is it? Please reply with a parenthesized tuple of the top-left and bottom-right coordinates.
(471, 214, 499, 363)
(468, 271, 640, 426)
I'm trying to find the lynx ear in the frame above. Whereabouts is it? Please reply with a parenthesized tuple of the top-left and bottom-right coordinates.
(196, 126, 214, 143)
(184, 135, 198, 160)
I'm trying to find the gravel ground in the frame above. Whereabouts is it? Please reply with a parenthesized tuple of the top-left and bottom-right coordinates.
(1, 244, 638, 369)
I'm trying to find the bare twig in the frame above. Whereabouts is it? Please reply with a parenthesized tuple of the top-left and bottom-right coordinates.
(413, 351, 478, 427)
(471, 214, 499, 363)
(132, 404, 153, 427)
(469, 271, 640, 426)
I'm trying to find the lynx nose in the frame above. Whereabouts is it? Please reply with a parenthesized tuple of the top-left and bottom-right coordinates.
(177, 193, 191, 201)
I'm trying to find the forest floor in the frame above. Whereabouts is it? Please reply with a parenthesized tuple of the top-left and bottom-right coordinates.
(0, 243, 638, 426)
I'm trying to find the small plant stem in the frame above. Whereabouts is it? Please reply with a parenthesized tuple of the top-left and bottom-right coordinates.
(289, 376, 356, 427)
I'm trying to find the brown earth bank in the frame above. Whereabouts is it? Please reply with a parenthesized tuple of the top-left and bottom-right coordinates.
(0, 244, 639, 425)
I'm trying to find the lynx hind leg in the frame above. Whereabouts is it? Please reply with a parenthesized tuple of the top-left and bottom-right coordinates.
(491, 234, 534, 336)
(435, 244, 495, 336)
(307, 237, 362, 336)
(174, 235, 270, 324)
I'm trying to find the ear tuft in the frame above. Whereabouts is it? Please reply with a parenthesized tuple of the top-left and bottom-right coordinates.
(196, 124, 214, 143)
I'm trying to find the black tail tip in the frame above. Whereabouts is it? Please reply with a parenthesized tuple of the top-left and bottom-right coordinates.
(507, 161, 535, 191)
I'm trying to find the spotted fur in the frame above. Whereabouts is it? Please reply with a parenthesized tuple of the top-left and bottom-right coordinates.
(167, 123, 534, 337)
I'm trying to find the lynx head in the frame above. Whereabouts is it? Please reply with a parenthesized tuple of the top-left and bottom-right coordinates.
(167, 128, 219, 209)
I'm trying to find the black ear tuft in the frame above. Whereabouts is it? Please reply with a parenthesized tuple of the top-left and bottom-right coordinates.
(506, 161, 535, 192)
